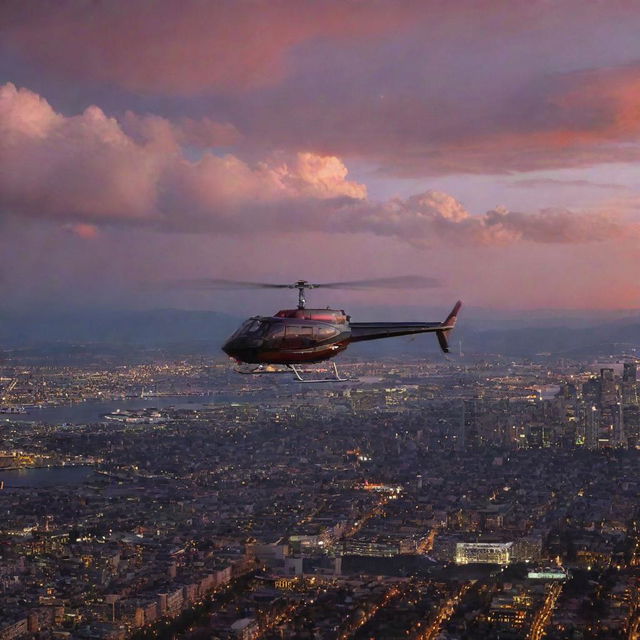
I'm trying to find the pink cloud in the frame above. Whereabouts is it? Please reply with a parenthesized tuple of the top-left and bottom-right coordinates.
(339, 192, 632, 248)
(122, 112, 241, 149)
(1, 1, 411, 94)
(1, 83, 636, 249)
(5, 2, 640, 176)
(403, 65, 640, 175)
(240, 61, 640, 177)
(0, 83, 366, 231)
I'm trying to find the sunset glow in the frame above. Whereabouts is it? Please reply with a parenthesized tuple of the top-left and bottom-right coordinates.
(1, 1, 640, 310)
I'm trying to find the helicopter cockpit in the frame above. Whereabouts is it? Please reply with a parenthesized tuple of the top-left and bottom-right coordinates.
(230, 318, 269, 339)
(227, 318, 286, 346)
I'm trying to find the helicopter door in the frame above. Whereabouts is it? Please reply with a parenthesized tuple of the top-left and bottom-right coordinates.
(283, 325, 314, 349)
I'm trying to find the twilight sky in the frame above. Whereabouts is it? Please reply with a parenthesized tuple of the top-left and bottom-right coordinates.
(2, 0, 640, 313)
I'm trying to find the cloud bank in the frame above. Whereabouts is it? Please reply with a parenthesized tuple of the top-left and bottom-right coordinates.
(1, 83, 636, 249)
(4, 2, 640, 177)
(0, 1, 410, 94)
(341, 193, 629, 248)
(0, 83, 366, 230)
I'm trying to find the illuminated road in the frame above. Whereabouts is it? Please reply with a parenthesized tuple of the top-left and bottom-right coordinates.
(629, 610, 640, 640)
(526, 583, 562, 640)
(416, 528, 437, 555)
(342, 494, 390, 538)
(338, 584, 403, 640)
(410, 582, 470, 640)
(253, 601, 305, 639)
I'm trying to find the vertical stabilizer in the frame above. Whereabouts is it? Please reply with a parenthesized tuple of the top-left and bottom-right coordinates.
(436, 300, 462, 353)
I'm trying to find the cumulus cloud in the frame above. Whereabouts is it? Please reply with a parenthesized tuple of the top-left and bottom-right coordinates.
(0, 83, 366, 231)
(0, 83, 635, 248)
(340, 192, 631, 248)
(122, 112, 241, 149)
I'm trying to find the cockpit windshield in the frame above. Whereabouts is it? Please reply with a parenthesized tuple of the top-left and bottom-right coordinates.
(231, 318, 270, 339)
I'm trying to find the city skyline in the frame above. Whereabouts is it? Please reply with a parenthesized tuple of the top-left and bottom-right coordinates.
(2, 2, 640, 312)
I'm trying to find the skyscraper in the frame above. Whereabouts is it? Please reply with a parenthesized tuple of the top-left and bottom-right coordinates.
(622, 362, 638, 404)
(599, 368, 618, 405)
(613, 402, 625, 446)
(585, 406, 599, 450)
(458, 399, 480, 450)
(623, 362, 637, 382)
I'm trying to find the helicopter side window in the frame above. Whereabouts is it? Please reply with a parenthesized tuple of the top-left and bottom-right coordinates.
(316, 325, 339, 341)
(283, 324, 314, 349)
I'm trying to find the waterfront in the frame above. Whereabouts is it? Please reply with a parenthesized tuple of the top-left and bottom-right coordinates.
(0, 465, 95, 487)
(13, 394, 241, 425)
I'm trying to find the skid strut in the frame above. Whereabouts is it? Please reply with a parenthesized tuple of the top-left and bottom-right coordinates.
(288, 362, 350, 383)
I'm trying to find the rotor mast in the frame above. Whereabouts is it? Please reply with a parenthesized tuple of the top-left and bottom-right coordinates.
(294, 280, 313, 309)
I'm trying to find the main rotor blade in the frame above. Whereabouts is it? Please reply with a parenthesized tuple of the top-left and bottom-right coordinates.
(311, 275, 441, 289)
(173, 278, 292, 290)
(163, 275, 441, 292)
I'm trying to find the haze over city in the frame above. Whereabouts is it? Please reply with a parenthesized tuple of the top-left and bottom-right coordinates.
(2, 1, 640, 313)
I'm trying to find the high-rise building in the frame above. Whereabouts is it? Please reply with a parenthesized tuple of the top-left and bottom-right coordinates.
(623, 362, 637, 382)
(599, 368, 618, 405)
(585, 405, 599, 449)
(622, 362, 638, 404)
(623, 404, 640, 446)
(455, 399, 466, 451)
(599, 403, 617, 447)
(458, 399, 480, 449)
(612, 402, 625, 446)
(582, 377, 600, 405)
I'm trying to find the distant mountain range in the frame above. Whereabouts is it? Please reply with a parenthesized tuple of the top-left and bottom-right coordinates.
(0, 309, 238, 352)
(462, 323, 640, 358)
(1, 307, 640, 358)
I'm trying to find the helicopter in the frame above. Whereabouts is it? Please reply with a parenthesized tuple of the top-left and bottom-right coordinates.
(181, 276, 461, 382)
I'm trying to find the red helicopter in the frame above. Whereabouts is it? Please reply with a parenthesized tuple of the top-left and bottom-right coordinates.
(185, 276, 461, 382)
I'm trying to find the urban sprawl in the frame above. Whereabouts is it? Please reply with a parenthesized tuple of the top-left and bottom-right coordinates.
(1, 353, 639, 640)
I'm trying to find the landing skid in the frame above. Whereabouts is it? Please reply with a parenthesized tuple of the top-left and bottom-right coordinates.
(235, 362, 351, 382)
(235, 365, 291, 375)
(288, 362, 351, 383)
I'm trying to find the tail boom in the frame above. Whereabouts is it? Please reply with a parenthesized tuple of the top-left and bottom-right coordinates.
(348, 300, 462, 353)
